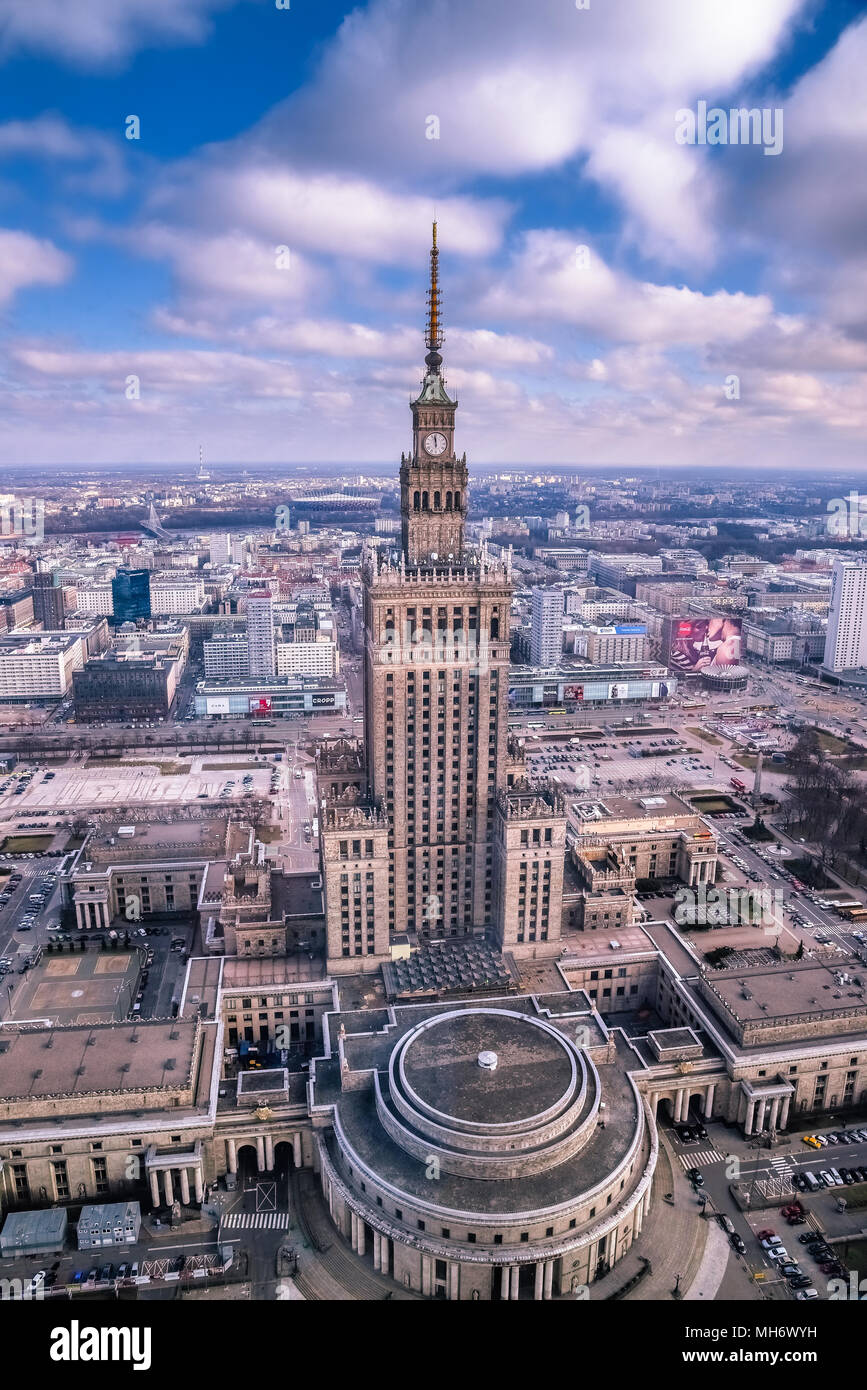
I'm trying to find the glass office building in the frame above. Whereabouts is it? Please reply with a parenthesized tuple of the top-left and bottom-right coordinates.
(111, 568, 152, 623)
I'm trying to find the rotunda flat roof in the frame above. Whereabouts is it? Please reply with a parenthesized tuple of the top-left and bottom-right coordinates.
(401, 1010, 573, 1128)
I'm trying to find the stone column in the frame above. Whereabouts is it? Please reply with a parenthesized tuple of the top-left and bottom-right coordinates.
(534, 1262, 545, 1301)
(704, 1083, 716, 1119)
(357, 1217, 366, 1258)
(292, 1133, 302, 1168)
(372, 1230, 382, 1272)
(674, 1090, 685, 1123)
(256, 1136, 265, 1172)
(634, 1194, 644, 1236)
(179, 1168, 190, 1205)
(779, 1093, 791, 1130)
(75, 901, 86, 929)
(500, 1266, 510, 1300)
(509, 1265, 520, 1301)
(768, 1096, 781, 1131)
(543, 1261, 554, 1300)
(743, 1100, 755, 1136)
(606, 1228, 617, 1267)
(149, 1170, 160, 1207)
(163, 1169, 173, 1205)
(193, 1168, 203, 1203)
(227, 1139, 237, 1174)
(448, 1263, 459, 1301)
(756, 1097, 768, 1133)
(265, 1135, 274, 1170)
(421, 1255, 432, 1297)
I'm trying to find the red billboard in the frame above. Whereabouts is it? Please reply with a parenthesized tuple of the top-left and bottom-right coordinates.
(249, 696, 273, 715)
(670, 617, 742, 673)
(564, 684, 584, 701)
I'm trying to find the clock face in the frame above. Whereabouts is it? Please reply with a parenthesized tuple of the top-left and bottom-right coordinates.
(424, 431, 448, 457)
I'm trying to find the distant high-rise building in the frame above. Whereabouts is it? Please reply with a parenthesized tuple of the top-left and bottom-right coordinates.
(31, 569, 66, 629)
(209, 533, 232, 566)
(824, 559, 867, 671)
(111, 569, 151, 624)
(530, 587, 563, 667)
(246, 592, 275, 677)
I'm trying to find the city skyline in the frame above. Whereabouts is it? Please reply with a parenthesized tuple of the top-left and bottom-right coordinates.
(0, 0, 865, 468)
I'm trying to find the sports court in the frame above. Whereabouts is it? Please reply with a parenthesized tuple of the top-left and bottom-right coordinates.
(9, 949, 141, 1025)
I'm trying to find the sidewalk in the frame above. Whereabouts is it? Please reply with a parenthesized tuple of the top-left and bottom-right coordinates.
(587, 1130, 710, 1301)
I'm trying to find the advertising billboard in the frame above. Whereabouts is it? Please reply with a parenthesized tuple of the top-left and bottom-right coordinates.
(206, 696, 231, 715)
(609, 682, 629, 699)
(564, 684, 584, 701)
(249, 696, 272, 714)
(669, 616, 742, 673)
(614, 624, 647, 635)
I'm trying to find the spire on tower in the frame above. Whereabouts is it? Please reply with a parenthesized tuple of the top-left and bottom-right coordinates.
(425, 220, 443, 367)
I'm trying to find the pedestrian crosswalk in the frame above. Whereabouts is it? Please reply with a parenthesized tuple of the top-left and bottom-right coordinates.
(678, 1148, 725, 1170)
(769, 1155, 795, 1178)
(221, 1211, 292, 1230)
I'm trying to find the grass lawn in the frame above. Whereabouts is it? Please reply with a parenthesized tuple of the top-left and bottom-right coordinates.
(0, 834, 55, 853)
(686, 726, 722, 745)
(201, 762, 262, 771)
(816, 731, 850, 754)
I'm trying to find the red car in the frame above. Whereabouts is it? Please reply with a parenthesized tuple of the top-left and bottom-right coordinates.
(757, 1228, 776, 1241)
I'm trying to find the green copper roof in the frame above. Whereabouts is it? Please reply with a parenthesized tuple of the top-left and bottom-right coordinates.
(412, 370, 456, 407)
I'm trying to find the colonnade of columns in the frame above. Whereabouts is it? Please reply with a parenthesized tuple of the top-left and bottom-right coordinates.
(148, 1164, 204, 1208)
(74, 898, 110, 930)
(743, 1091, 791, 1136)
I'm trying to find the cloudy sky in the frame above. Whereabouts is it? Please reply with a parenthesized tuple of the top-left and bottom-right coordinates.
(0, 0, 865, 468)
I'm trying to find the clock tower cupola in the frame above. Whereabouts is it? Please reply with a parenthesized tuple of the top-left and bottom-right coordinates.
(400, 222, 468, 566)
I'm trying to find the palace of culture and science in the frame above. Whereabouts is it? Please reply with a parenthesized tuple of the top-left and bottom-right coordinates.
(2, 227, 867, 1305)
(321, 226, 562, 971)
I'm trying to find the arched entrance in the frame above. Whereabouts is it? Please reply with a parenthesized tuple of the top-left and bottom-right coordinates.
(236, 1144, 259, 1184)
(274, 1140, 294, 1206)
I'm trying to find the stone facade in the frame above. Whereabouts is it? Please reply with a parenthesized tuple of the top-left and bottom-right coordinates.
(321, 801, 391, 973)
(492, 784, 567, 951)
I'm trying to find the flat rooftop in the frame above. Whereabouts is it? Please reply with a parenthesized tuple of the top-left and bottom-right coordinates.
(701, 959, 867, 1025)
(82, 816, 229, 865)
(401, 1011, 573, 1126)
(0, 1019, 201, 1105)
(568, 792, 706, 826)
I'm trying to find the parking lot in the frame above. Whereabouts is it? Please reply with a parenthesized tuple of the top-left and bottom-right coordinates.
(524, 734, 740, 794)
(0, 756, 275, 813)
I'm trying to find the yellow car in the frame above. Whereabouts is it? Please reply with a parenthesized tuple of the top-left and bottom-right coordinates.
(803, 1135, 822, 1149)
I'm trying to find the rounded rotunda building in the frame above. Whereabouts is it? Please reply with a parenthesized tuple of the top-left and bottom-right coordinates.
(311, 997, 657, 1300)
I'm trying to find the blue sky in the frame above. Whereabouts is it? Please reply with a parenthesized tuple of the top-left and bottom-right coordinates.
(0, 0, 865, 467)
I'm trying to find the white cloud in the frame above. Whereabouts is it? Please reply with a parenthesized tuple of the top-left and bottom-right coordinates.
(255, 0, 808, 258)
(0, 228, 71, 306)
(0, 113, 127, 195)
(132, 224, 326, 310)
(149, 162, 509, 265)
(476, 230, 774, 344)
(0, 0, 237, 68)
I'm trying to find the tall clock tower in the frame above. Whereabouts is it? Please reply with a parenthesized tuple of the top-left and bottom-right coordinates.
(322, 223, 515, 974)
(400, 222, 468, 566)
